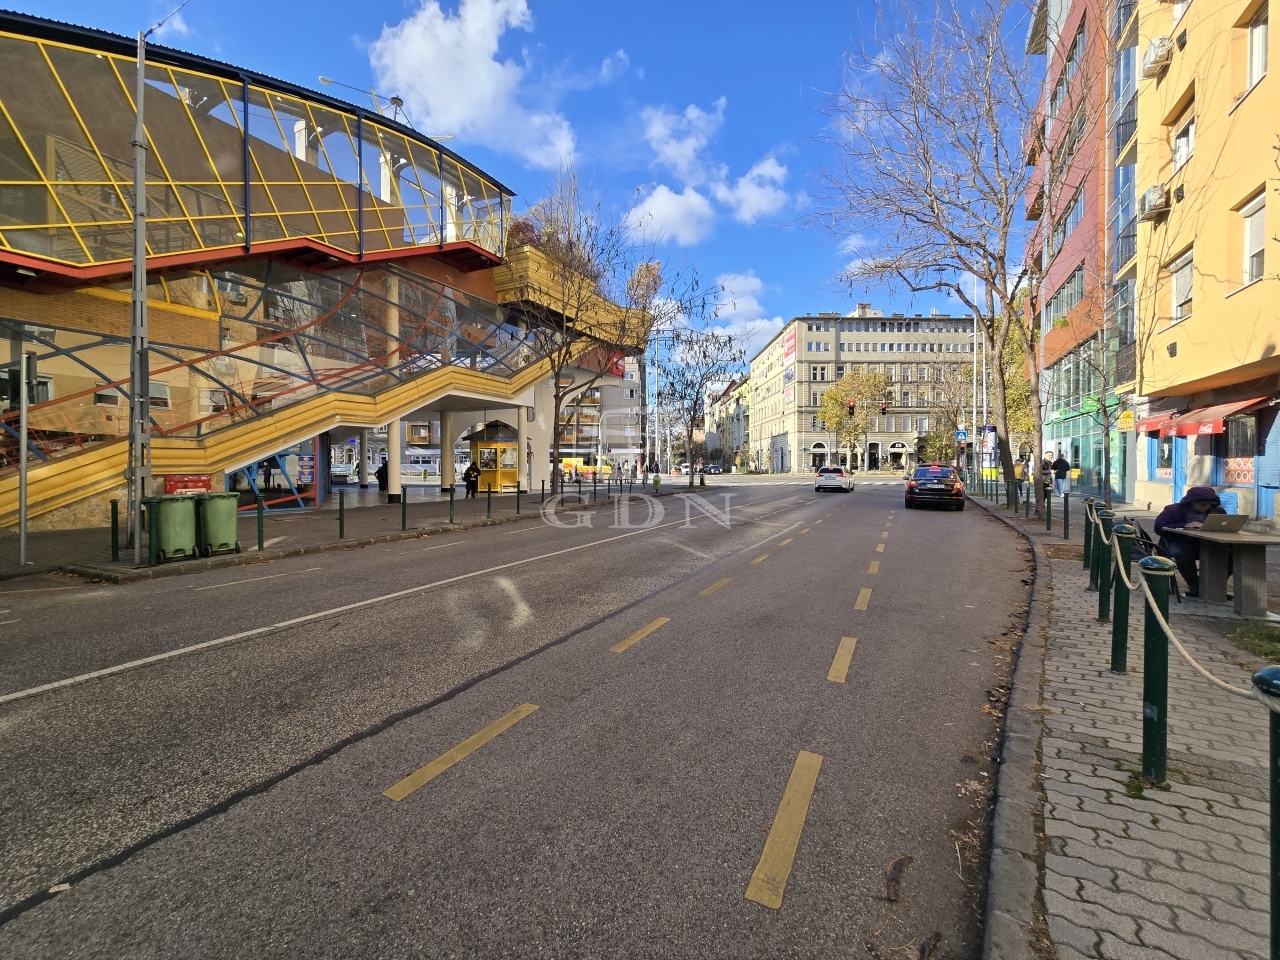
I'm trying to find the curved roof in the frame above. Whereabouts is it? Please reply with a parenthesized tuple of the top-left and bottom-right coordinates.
(0, 10, 513, 280)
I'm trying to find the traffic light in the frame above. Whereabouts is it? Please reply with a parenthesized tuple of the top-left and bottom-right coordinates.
(847, 400, 856, 415)
(879, 401, 888, 415)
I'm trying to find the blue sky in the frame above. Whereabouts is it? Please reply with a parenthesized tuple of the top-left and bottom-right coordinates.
(24, 0, 958, 354)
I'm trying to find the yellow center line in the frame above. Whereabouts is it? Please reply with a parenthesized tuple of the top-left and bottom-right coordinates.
(825, 512, 833, 517)
(827, 637, 858, 683)
(382, 703, 539, 802)
(745, 750, 824, 909)
(814, 519, 823, 524)
(884, 522, 891, 528)
(876, 543, 885, 553)
(800, 528, 810, 535)
(880, 531, 889, 539)
(699, 577, 733, 596)
(610, 617, 670, 654)
(778, 538, 793, 546)
(750, 554, 769, 566)
(854, 588, 872, 610)
(868, 561, 880, 574)
(193, 567, 322, 591)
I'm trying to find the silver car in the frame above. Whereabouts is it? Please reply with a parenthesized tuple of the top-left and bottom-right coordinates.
(814, 466, 854, 492)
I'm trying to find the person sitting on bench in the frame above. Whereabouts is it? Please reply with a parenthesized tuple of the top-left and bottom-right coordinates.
(1153, 486, 1227, 597)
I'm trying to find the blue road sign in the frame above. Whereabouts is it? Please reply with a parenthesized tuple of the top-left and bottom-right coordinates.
(955, 430, 968, 442)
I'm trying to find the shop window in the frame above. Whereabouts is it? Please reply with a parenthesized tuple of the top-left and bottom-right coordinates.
(1226, 416, 1257, 458)
(1242, 193, 1266, 284)
(1151, 435, 1174, 480)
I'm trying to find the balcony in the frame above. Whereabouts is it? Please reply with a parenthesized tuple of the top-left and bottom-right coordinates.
(1112, 217, 1136, 276)
(1113, 95, 1136, 157)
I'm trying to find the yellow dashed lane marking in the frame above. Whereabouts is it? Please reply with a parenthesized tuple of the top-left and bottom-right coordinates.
(779, 538, 793, 546)
(700, 577, 733, 596)
(827, 637, 858, 683)
(745, 751, 824, 909)
(383, 704, 539, 801)
(801, 528, 811, 535)
(814, 519, 823, 524)
(610, 617, 671, 654)
(868, 561, 880, 574)
(880, 532, 889, 539)
(876, 543, 885, 553)
(750, 554, 769, 566)
(854, 588, 872, 611)
(884, 522, 891, 528)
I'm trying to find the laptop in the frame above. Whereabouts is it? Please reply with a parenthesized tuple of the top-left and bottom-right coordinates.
(1199, 514, 1247, 533)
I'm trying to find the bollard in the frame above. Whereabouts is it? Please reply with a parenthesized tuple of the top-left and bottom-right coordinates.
(1005, 479, 1012, 510)
(541, 479, 546, 505)
(338, 488, 345, 540)
(1111, 523, 1136, 673)
(1045, 486, 1052, 531)
(449, 486, 454, 524)
(1139, 555, 1177, 785)
(516, 486, 521, 515)
(401, 486, 408, 531)
(1096, 510, 1115, 621)
(486, 484, 492, 519)
(256, 494, 265, 552)
(1248, 665, 1280, 960)
(1085, 499, 1095, 568)
(1024, 486, 1031, 518)
(147, 500, 160, 566)
(1063, 491, 1071, 541)
(577, 479, 582, 503)
(593, 474, 598, 501)
(110, 499, 119, 562)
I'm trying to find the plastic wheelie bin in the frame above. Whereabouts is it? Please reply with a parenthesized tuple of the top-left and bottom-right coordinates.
(145, 494, 198, 563)
(195, 491, 241, 557)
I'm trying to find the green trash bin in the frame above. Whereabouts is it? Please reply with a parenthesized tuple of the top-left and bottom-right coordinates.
(196, 492, 241, 557)
(145, 494, 198, 563)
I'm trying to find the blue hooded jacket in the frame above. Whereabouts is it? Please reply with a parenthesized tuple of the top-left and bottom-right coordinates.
(1154, 486, 1226, 550)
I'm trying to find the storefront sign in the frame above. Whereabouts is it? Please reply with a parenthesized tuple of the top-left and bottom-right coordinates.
(1115, 410, 1135, 432)
(297, 455, 315, 484)
(1224, 457, 1255, 485)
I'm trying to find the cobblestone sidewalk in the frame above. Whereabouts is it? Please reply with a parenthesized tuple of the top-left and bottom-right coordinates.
(1035, 539, 1270, 957)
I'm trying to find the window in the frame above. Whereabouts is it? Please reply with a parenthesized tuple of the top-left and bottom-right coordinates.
(835, 365, 845, 378)
(1226, 416, 1257, 458)
(625, 387, 637, 400)
(1043, 264, 1086, 328)
(625, 370, 636, 380)
(1051, 187, 1085, 257)
(1173, 0, 1191, 21)
(1172, 111, 1195, 171)
(94, 384, 123, 406)
(811, 416, 819, 430)
(885, 417, 895, 433)
(1169, 250, 1193, 320)
(1243, 193, 1265, 284)
(919, 417, 930, 432)
(1249, 5, 1269, 88)
(902, 389, 912, 405)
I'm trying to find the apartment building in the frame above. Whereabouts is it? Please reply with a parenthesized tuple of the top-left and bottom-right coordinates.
(747, 306, 978, 474)
(1026, 0, 1138, 501)
(1130, 0, 1279, 521)
(705, 378, 750, 467)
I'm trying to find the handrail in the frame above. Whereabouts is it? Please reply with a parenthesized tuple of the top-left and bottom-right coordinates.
(1090, 506, 1253, 699)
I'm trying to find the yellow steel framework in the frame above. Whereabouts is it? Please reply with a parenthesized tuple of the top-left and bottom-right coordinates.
(0, 21, 511, 275)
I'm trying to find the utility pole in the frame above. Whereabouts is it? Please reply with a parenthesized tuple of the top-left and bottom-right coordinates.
(127, 29, 152, 565)
(17, 351, 31, 566)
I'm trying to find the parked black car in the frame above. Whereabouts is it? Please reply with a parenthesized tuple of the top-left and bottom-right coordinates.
(904, 463, 965, 510)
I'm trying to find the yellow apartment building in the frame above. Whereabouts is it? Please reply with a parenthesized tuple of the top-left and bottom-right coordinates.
(1132, 0, 1279, 522)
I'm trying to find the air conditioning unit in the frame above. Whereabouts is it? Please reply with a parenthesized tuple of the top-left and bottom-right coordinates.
(1138, 185, 1170, 221)
(1142, 36, 1173, 77)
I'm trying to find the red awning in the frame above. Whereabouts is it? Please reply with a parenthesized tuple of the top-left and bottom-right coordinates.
(1134, 412, 1173, 434)
(1160, 397, 1269, 437)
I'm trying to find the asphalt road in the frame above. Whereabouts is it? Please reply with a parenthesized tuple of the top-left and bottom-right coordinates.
(0, 479, 1030, 958)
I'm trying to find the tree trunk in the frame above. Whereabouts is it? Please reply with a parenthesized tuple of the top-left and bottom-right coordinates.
(1022, 326, 1046, 519)
(549, 392, 563, 495)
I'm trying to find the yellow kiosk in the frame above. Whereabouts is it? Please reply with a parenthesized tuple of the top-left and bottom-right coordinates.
(461, 421, 520, 493)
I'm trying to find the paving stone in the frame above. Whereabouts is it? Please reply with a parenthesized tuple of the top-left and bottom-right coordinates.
(1048, 915, 1100, 957)
(1044, 852, 1116, 890)
(1044, 890, 1141, 943)
(1096, 931, 1177, 960)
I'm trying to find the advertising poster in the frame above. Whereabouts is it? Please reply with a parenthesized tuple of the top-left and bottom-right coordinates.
(297, 454, 315, 484)
(784, 384, 794, 406)
(783, 327, 796, 364)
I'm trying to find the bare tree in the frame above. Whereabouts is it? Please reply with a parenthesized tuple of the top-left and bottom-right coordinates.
(658, 328, 748, 489)
(505, 169, 698, 492)
(920, 361, 975, 464)
(821, 0, 1123, 517)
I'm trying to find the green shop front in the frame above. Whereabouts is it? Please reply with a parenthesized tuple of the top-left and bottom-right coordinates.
(1042, 395, 1133, 502)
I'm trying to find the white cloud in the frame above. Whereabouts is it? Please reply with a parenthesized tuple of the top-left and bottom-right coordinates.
(641, 97, 725, 186)
(711, 157, 788, 224)
(626, 184, 715, 245)
(712, 271, 784, 358)
(153, 11, 192, 39)
(369, 0, 574, 169)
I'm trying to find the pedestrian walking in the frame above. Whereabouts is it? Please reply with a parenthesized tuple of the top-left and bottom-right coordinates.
(375, 460, 388, 493)
(463, 461, 481, 499)
(1051, 452, 1071, 495)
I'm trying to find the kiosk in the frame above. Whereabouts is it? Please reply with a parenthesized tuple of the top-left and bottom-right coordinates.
(461, 421, 520, 493)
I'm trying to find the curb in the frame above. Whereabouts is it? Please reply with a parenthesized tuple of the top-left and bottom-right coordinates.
(8, 487, 702, 585)
(970, 494, 1051, 960)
